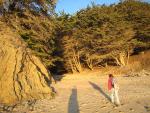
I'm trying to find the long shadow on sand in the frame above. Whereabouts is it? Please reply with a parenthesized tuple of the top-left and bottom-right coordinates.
(89, 81, 111, 102)
(68, 87, 79, 113)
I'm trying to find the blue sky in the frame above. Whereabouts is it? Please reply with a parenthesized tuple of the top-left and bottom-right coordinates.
(55, 0, 120, 14)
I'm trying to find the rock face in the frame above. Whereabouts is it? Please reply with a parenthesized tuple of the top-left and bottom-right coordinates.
(0, 26, 53, 104)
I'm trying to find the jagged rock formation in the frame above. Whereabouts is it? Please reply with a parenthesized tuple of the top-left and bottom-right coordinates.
(0, 23, 53, 105)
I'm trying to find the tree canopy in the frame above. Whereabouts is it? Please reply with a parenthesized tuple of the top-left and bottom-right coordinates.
(0, 0, 149, 74)
(54, 0, 150, 73)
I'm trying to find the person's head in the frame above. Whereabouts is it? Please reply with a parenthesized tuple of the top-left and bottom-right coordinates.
(109, 74, 114, 78)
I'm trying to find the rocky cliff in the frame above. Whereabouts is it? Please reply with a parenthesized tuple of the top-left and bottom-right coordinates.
(0, 23, 53, 105)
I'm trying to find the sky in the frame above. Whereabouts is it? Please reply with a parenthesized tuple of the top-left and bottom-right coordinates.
(55, 0, 150, 15)
(55, 0, 120, 14)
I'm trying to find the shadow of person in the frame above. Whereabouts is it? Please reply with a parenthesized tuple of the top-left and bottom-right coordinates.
(68, 87, 79, 113)
(89, 81, 111, 102)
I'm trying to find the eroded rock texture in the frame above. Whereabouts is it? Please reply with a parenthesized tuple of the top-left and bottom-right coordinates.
(0, 26, 53, 104)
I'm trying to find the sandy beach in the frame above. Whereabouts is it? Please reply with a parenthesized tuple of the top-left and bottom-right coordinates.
(9, 72, 150, 113)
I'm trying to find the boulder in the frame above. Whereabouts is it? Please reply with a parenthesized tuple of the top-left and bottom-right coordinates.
(0, 24, 53, 104)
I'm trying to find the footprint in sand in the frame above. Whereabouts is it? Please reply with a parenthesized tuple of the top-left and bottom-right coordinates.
(129, 108, 134, 111)
(95, 110, 99, 112)
(105, 102, 110, 104)
(136, 101, 141, 104)
(100, 105, 106, 108)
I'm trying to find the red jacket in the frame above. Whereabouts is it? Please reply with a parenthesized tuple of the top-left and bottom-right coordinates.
(108, 78, 113, 90)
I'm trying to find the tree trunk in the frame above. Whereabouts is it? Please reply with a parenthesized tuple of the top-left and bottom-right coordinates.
(126, 51, 130, 65)
(119, 53, 126, 66)
(86, 57, 93, 70)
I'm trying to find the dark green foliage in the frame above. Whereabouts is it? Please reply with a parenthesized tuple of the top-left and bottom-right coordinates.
(54, 0, 150, 72)
(115, 1, 150, 47)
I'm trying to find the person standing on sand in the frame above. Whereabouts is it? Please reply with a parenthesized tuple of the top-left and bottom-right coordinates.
(108, 74, 120, 106)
